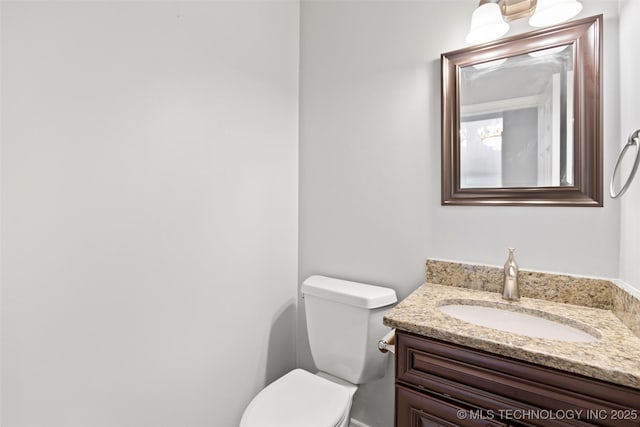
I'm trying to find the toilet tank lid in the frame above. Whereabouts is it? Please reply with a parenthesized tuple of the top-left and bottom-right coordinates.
(301, 275, 397, 309)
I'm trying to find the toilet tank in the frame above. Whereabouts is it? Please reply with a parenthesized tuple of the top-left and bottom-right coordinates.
(301, 276, 398, 384)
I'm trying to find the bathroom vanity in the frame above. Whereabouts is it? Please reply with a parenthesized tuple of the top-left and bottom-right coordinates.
(385, 261, 640, 427)
(395, 331, 639, 426)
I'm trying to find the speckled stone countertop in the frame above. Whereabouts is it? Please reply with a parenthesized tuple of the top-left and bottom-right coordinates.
(384, 269, 640, 390)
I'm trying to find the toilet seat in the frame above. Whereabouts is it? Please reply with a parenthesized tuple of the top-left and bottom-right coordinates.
(240, 369, 352, 427)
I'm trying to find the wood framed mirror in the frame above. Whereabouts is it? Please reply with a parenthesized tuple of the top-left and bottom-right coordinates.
(441, 15, 602, 206)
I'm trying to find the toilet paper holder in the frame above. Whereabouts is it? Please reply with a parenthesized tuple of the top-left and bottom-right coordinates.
(378, 329, 396, 354)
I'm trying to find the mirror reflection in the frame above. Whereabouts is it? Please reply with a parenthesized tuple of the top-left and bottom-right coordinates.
(459, 45, 574, 189)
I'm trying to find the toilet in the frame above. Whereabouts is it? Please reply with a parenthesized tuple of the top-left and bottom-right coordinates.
(240, 275, 397, 427)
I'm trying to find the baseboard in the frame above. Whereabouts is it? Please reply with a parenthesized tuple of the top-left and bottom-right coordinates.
(350, 419, 373, 427)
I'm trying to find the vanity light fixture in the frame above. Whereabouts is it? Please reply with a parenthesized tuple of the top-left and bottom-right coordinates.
(466, 0, 583, 45)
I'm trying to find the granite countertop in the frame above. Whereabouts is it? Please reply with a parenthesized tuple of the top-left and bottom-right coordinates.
(384, 283, 640, 390)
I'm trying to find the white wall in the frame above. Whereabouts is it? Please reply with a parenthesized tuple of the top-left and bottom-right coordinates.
(617, 0, 640, 293)
(0, 2, 299, 426)
(299, 1, 619, 426)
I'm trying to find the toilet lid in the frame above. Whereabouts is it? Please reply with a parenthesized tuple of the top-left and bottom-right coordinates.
(241, 369, 351, 427)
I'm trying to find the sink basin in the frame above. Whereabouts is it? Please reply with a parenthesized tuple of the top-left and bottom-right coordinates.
(438, 302, 599, 342)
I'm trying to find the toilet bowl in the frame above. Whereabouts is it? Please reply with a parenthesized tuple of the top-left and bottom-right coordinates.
(240, 369, 357, 427)
(240, 276, 397, 427)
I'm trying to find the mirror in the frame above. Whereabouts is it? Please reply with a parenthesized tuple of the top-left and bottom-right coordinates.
(442, 15, 602, 206)
(460, 45, 574, 189)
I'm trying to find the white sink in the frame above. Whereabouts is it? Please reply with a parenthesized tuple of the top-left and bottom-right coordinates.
(438, 302, 599, 342)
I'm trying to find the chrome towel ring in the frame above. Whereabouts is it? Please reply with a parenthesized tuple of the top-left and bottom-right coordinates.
(610, 129, 640, 199)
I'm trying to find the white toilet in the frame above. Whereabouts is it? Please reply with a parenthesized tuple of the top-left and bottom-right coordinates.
(240, 275, 397, 427)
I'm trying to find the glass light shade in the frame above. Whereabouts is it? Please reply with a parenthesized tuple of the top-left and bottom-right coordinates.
(529, 0, 583, 27)
(466, 2, 510, 45)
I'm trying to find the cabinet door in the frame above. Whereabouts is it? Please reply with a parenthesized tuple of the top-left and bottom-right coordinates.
(396, 332, 640, 427)
(396, 385, 507, 427)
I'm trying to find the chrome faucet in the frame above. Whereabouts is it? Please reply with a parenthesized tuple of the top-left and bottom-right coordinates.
(503, 248, 520, 301)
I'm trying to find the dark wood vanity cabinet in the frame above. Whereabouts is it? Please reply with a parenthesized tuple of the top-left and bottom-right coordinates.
(397, 384, 508, 427)
(395, 331, 640, 427)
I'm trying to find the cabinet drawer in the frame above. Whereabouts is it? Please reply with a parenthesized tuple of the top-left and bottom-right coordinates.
(396, 332, 640, 427)
(397, 385, 508, 427)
